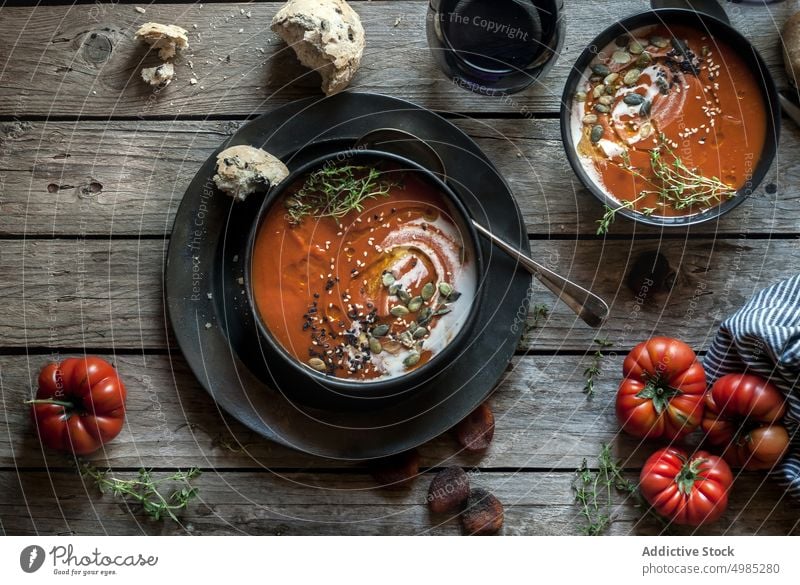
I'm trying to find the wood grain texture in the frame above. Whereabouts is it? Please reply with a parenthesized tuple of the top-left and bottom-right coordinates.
(1, 469, 795, 536)
(0, 238, 796, 351)
(0, 0, 791, 117)
(0, 353, 649, 470)
(0, 118, 795, 237)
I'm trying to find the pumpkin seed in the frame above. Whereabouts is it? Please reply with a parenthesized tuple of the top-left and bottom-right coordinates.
(574, 91, 587, 102)
(590, 63, 610, 77)
(398, 330, 415, 348)
(372, 324, 390, 337)
(611, 50, 631, 64)
(421, 282, 435, 301)
(650, 35, 669, 48)
(381, 272, 396, 287)
(397, 289, 412, 303)
(403, 352, 421, 368)
(447, 291, 462, 303)
(407, 296, 424, 312)
(636, 51, 653, 68)
(582, 114, 598, 125)
(382, 340, 402, 355)
(640, 99, 652, 117)
(605, 84, 617, 95)
(598, 95, 614, 106)
(590, 125, 604, 143)
(369, 337, 382, 354)
(671, 37, 689, 55)
(413, 326, 428, 339)
(435, 307, 452, 317)
(388, 283, 401, 296)
(438, 282, 454, 297)
(593, 104, 610, 114)
(589, 75, 602, 83)
(417, 307, 433, 326)
(390, 305, 410, 318)
(623, 69, 641, 86)
(603, 73, 619, 85)
(308, 358, 327, 372)
(623, 93, 645, 106)
(592, 85, 606, 99)
(628, 40, 645, 55)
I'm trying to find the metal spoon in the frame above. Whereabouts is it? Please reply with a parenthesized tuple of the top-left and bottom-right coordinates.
(355, 129, 610, 328)
(650, 0, 730, 23)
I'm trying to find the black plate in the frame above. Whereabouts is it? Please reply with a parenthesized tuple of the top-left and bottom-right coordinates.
(165, 92, 530, 460)
(560, 8, 781, 228)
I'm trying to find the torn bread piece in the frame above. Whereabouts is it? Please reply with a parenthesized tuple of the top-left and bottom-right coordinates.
(271, 0, 365, 95)
(141, 63, 175, 87)
(135, 22, 189, 60)
(213, 145, 290, 202)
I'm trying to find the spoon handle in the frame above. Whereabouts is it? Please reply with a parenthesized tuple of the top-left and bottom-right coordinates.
(471, 221, 610, 328)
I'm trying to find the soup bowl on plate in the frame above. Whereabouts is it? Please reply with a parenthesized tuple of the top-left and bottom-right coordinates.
(560, 8, 780, 230)
(244, 150, 485, 411)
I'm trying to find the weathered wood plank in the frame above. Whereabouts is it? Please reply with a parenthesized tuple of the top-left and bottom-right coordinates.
(0, 118, 795, 237)
(0, 0, 791, 117)
(0, 353, 647, 470)
(1, 238, 797, 351)
(0, 469, 795, 535)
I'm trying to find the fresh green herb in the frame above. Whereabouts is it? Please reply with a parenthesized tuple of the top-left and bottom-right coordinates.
(584, 337, 613, 397)
(597, 198, 642, 235)
(79, 460, 202, 522)
(525, 303, 550, 334)
(572, 444, 638, 535)
(285, 165, 400, 225)
(598, 135, 736, 234)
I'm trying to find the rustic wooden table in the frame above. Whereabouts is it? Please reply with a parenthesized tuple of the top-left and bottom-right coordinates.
(0, 0, 798, 536)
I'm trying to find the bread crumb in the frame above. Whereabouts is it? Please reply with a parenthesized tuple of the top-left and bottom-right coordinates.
(135, 6, 146, 14)
(141, 63, 175, 87)
(189, 77, 198, 85)
(205, 322, 212, 329)
(135, 22, 189, 60)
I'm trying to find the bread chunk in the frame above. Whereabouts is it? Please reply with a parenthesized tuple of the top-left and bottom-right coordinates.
(271, 0, 365, 95)
(213, 145, 290, 202)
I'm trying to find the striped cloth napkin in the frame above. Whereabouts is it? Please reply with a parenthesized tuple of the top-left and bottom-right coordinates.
(704, 274, 800, 498)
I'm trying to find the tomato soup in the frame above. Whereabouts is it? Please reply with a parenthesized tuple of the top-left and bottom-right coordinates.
(571, 25, 767, 217)
(251, 163, 477, 381)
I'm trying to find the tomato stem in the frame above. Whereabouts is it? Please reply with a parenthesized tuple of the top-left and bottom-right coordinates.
(675, 456, 708, 496)
(25, 398, 74, 409)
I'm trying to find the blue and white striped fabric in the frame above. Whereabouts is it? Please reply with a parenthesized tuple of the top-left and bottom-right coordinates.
(704, 274, 800, 499)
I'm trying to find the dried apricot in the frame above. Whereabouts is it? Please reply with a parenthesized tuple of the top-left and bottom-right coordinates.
(461, 488, 504, 535)
(455, 402, 495, 451)
(427, 467, 470, 514)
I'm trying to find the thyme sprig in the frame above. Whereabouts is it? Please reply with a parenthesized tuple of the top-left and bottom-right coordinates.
(597, 134, 736, 235)
(285, 164, 400, 225)
(583, 337, 613, 397)
(573, 444, 638, 535)
(79, 460, 202, 523)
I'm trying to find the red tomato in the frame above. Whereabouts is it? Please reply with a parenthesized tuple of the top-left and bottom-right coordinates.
(29, 357, 127, 455)
(615, 337, 707, 440)
(702, 373, 789, 470)
(640, 447, 733, 526)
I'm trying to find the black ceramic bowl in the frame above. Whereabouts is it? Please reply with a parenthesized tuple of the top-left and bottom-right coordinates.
(244, 150, 485, 411)
(560, 8, 780, 229)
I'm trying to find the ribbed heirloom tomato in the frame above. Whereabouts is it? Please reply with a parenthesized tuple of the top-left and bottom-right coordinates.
(28, 357, 127, 455)
(615, 337, 707, 440)
(702, 373, 790, 470)
(640, 447, 733, 526)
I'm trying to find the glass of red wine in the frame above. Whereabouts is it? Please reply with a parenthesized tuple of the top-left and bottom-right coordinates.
(427, 0, 565, 95)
